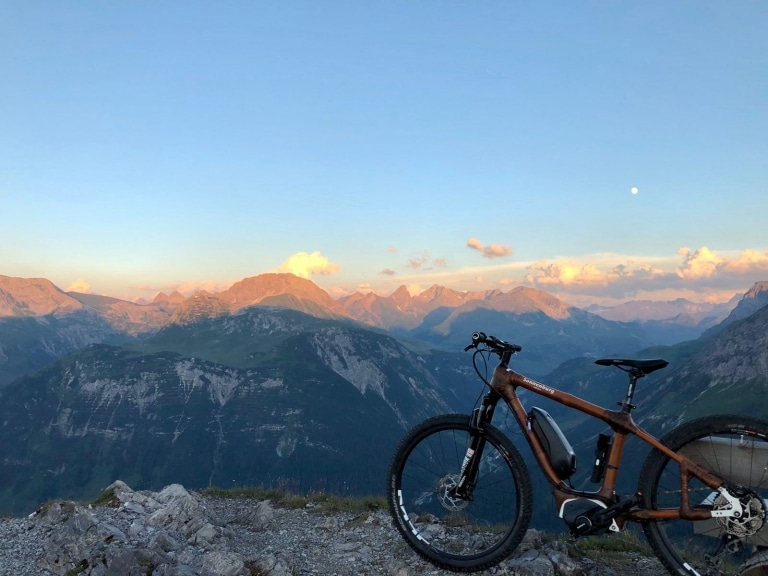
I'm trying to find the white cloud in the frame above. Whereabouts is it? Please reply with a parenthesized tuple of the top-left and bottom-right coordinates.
(277, 251, 341, 279)
(677, 247, 768, 279)
(406, 284, 423, 296)
(676, 246, 719, 279)
(467, 238, 513, 259)
(523, 246, 768, 300)
(66, 278, 92, 293)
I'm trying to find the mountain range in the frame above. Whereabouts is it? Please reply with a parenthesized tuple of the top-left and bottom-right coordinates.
(587, 296, 738, 345)
(1, 272, 766, 515)
(3, 271, 736, 387)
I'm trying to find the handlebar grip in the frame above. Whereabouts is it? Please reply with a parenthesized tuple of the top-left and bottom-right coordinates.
(469, 332, 521, 353)
(472, 332, 487, 343)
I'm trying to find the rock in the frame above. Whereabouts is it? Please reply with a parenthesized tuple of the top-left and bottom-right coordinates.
(2, 480, 667, 576)
(248, 552, 294, 576)
(504, 549, 555, 575)
(546, 548, 581, 576)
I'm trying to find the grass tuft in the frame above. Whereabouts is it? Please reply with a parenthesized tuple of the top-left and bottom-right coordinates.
(91, 487, 121, 508)
(201, 486, 386, 514)
(573, 530, 652, 556)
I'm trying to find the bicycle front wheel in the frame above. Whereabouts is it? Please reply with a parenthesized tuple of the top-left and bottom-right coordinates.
(387, 414, 533, 573)
(639, 415, 768, 576)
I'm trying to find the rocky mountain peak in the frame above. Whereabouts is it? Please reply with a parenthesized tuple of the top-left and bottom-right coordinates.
(154, 290, 186, 305)
(168, 292, 231, 325)
(493, 286, 572, 319)
(0, 275, 83, 317)
(744, 281, 768, 300)
(413, 284, 465, 306)
(717, 280, 768, 327)
(388, 285, 412, 308)
(220, 273, 342, 313)
(164, 273, 348, 324)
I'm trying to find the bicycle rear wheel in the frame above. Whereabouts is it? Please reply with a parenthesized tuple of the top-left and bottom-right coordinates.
(639, 415, 768, 576)
(387, 414, 532, 572)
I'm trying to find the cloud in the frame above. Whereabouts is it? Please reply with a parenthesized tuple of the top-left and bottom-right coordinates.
(388, 246, 398, 253)
(277, 251, 341, 279)
(467, 238, 484, 251)
(676, 246, 719, 279)
(406, 284, 423, 296)
(406, 250, 430, 270)
(406, 250, 448, 271)
(380, 268, 396, 276)
(467, 238, 513, 259)
(677, 247, 768, 279)
(523, 246, 768, 300)
(66, 278, 92, 293)
(525, 260, 642, 288)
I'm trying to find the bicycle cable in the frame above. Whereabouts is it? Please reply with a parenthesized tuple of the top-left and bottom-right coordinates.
(473, 346, 522, 439)
(472, 347, 492, 387)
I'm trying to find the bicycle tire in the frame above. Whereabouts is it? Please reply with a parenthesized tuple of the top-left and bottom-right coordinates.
(387, 414, 533, 572)
(639, 415, 768, 576)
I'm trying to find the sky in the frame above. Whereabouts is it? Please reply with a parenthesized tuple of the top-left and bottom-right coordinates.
(1, 2, 766, 307)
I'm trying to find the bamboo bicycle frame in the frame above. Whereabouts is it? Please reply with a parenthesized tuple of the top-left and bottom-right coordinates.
(486, 363, 725, 523)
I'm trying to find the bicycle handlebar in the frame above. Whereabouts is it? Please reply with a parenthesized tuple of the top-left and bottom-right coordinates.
(465, 331, 522, 354)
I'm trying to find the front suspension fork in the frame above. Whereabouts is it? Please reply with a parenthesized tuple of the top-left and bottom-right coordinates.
(452, 390, 501, 500)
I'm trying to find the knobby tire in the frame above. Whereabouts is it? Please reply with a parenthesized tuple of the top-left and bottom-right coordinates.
(387, 414, 533, 573)
(639, 415, 768, 576)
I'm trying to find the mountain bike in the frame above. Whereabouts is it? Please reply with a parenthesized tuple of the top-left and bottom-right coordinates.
(387, 332, 768, 575)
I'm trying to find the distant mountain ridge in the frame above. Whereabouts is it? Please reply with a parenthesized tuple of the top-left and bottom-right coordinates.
(0, 276, 83, 317)
(587, 296, 739, 345)
(337, 284, 576, 330)
(3, 272, 755, 342)
(337, 284, 503, 330)
(2, 272, 765, 387)
(590, 297, 735, 323)
(166, 274, 348, 325)
(714, 281, 768, 328)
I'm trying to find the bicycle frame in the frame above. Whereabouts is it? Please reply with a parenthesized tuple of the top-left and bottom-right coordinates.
(481, 362, 726, 525)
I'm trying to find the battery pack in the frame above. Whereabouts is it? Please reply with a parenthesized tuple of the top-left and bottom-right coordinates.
(528, 406, 577, 480)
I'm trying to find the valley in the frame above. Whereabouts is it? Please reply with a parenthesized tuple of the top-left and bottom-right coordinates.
(1, 272, 767, 526)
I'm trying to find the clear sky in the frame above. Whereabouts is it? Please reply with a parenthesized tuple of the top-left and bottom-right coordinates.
(2, 2, 766, 306)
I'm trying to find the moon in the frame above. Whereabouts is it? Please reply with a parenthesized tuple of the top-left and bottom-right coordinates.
(631, 187, 639, 195)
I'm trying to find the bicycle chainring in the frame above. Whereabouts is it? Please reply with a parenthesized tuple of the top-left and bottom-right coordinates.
(437, 474, 470, 512)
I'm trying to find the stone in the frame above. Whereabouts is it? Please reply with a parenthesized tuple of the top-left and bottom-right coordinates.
(3, 479, 669, 576)
(504, 549, 555, 576)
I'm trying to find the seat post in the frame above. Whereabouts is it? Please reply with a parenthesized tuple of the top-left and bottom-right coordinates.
(620, 371, 642, 413)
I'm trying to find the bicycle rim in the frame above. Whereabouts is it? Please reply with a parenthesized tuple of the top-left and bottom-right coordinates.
(388, 415, 532, 572)
(641, 416, 768, 576)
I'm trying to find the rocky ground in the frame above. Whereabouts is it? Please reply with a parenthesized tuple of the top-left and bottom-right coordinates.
(0, 481, 666, 576)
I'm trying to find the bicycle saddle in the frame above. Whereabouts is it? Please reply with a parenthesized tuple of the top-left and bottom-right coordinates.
(595, 358, 669, 375)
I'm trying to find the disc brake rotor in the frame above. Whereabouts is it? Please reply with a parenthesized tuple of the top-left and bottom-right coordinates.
(438, 474, 470, 512)
(714, 492, 766, 538)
